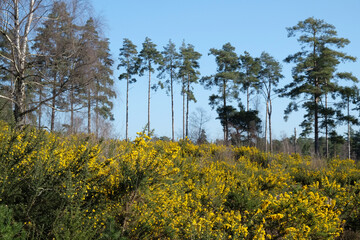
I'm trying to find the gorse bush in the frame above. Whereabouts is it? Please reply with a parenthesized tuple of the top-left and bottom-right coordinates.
(0, 123, 360, 239)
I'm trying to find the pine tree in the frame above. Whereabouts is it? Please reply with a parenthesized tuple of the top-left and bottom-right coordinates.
(239, 51, 260, 111)
(227, 104, 262, 146)
(337, 86, 359, 159)
(280, 17, 356, 155)
(79, 18, 115, 135)
(157, 40, 180, 141)
(258, 52, 283, 153)
(317, 45, 343, 157)
(179, 42, 201, 138)
(118, 38, 138, 141)
(201, 42, 239, 143)
(93, 36, 116, 138)
(138, 37, 163, 135)
(33, 1, 76, 131)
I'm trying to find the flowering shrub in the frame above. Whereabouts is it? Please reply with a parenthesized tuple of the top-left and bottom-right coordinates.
(0, 123, 359, 239)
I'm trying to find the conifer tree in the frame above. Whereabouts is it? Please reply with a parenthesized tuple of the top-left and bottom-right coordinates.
(118, 38, 138, 141)
(280, 17, 356, 155)
(79, 18, 115, 135)
(258, 52, 283, 153)
(93, 36, 115, 138)
(239, 51, 260, 111)
(138, 37, 163, 135)
(201, 42, 239, 143)
(33, 1, 75, 131)
(317, 45, 343, 157)
(227, 104, 262, 145)
(179, 42, 201, 138)
(158, 40, 180, 141)
(337, 86, 359, 159)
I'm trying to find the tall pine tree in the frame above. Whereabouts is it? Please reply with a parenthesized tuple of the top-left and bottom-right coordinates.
(179, 42, 201, 138)
(258, 52, 283, 153)
(280, 17, 356, 155)
(201, 42, 239, 143)
(138, 37, 163, 135)
(79, 18, 115, 135)
(239, 51, 260, 111)
(118, 38, 138, 141)
(337, 86, 359, 159)
(158, 40, 180, 141)
(33, 1, 76, 131)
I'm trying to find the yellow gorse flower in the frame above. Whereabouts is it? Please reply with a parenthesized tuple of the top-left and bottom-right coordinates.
(0, 122, 358, 239)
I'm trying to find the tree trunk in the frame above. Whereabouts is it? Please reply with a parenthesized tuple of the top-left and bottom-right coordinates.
(223, 79, 228, 143)
(38, 86, 42, 129)
(182, 76, 185, 139)
(314, 93, 319, 155)
(171, 68, 174, 141)
(87, 88, 91, 134)
(265, 100, 268, 152)
(50, 78, 56, 132)
(148, 61, 151, 135)
(11, 0, 36, 126)
(313, 37, 319, 156)
(186, 74, 190, 137)
(246, 86, 250, 141)
(348, 98, 351, 159)
(247, 87, 250, 112)
(268, 82, 273, 153)
(13, 74, 26, 126)
(70, 86, 74, 133)
(95, 88, 99, 138)
(325, 90, 329, 158)
(294, 128, 297, 154)
(126, 74, 129, 141)
(269, 98, 273, 153)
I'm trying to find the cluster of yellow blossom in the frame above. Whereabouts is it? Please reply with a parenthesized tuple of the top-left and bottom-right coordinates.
(0, 123, 359, 239)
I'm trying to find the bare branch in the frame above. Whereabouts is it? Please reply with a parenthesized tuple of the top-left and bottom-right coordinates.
(0, 93, 16, 103)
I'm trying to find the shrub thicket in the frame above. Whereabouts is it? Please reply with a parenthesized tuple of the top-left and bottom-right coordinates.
(0, 123, 360, 239)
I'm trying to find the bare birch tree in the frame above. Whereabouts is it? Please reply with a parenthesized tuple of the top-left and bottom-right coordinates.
(0, 0, 49, 125)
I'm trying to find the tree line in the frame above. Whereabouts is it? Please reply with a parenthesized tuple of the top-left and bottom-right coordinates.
(118, 17, 359, 160)
(0, 0, 115, 137)
(1, 1, 359, 158)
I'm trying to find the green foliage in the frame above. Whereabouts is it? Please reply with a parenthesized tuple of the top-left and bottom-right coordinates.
(239, 51, 261, 110)
(0, 205, 25, 240)
(32, 1, 78, 129)
(118, 38, 139, 84)
(280, 17, 357, 155)
(216, 104, 262, 146)
(201, 42, 239, 102)
(80, 18, 116, 123)
(179, 41, 201, 102)
(138, 37, 163, 76)
(157, 39, 180, 94)
(99, 217, 127, 240)
(201, 42, 240, 142)
(1, 123, 360, 239)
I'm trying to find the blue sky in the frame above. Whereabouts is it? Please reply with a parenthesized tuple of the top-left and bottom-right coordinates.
(90, 0, 360, 140)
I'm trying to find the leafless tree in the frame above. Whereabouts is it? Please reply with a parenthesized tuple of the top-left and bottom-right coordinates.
(0, 0, 50, 125)
(190, 107, 210, 143)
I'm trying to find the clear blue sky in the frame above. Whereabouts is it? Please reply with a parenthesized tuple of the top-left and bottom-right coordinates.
(90, 0, 360, 140)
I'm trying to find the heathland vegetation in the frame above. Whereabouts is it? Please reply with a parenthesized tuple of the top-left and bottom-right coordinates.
(0, 123, 360, 239)
(1, 1, 360, 239)
(1, 1, 360, 159)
